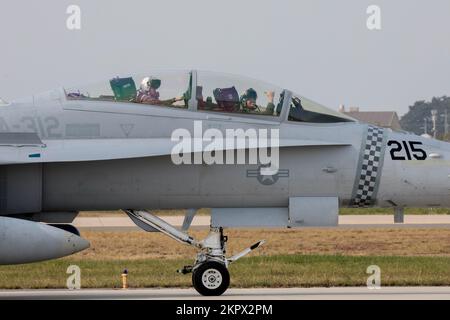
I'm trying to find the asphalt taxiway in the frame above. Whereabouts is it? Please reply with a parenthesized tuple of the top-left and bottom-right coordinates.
(73, 215, 450, 231)
(1, 287, 450, 300)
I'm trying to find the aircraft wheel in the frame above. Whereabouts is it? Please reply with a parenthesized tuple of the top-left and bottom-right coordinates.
(192, 261, 230, 296)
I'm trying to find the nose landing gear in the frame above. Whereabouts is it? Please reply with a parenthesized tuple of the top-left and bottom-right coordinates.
(193, 261, 230, 296)
(124, 210, 264, 296)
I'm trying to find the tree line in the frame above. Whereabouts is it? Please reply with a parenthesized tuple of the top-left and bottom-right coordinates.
(400, 96, 450, 141)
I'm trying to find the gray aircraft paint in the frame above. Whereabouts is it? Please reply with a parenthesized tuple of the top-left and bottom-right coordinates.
(0, 73, 449, 216)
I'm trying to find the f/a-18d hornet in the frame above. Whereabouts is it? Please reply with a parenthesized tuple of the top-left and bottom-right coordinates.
(0, 70, 447, 295)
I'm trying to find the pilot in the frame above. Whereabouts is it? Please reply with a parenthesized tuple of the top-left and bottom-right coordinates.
(240, 88, 258, 112)
(136, 77, 183, 106)
(240, 88, 276, 115)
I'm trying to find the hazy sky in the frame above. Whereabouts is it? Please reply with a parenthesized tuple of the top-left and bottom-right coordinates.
(1, 0, 450, 116)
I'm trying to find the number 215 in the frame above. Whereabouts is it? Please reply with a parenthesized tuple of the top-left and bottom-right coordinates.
(387, 140, 427, 160)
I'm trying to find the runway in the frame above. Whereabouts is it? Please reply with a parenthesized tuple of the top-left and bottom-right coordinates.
(1, 287, 450, 300)
(73, 215, 450, 231)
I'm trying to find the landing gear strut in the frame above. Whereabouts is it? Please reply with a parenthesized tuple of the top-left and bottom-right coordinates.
(124, 210, 264, 296)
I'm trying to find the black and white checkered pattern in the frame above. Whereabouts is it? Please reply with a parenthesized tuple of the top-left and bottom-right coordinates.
(351, 126, 385, 207)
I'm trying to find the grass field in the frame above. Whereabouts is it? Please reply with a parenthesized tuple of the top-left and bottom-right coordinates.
(74, 228, 450, 259)
(1, 255, 449, 289)
(0, 228, 449, 289)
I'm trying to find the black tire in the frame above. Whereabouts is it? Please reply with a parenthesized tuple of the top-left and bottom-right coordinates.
(192, 261, 230, 296)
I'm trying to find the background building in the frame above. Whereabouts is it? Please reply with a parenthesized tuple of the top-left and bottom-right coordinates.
(339, 106, 402, 130)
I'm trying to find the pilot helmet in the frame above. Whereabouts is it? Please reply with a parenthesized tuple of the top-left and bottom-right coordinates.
(140, 77, 151, 91)
(140, 77, 162, 91)
(240, 88, 258, 106)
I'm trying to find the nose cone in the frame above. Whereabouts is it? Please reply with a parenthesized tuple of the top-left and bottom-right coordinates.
(37, 222, 91, 258)
(65, 232, 91, 254)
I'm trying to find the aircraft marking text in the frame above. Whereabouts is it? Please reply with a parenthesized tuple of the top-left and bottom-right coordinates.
(0, 116, 62, 138)
(387, 140, 427, 161)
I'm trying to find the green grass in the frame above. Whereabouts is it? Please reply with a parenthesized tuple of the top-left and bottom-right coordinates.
(1, 255, 449, 289)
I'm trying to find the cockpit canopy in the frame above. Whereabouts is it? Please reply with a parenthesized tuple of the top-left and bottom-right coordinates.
(66, 70, 191, 107)
(65, 70, 354, 123)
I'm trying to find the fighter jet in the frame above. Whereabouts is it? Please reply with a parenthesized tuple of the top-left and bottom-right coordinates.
(0, 70, 448, 295)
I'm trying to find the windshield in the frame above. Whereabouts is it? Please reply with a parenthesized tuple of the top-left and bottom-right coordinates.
(289, 95, 355, 123)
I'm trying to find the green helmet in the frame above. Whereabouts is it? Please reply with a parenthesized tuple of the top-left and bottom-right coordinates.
(240, 88, 258, 107)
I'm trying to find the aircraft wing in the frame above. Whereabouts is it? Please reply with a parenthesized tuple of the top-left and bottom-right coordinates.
(0, 135, 351, 165)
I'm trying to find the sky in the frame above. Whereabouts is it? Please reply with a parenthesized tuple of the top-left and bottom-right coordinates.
(1, 0, 450, 116)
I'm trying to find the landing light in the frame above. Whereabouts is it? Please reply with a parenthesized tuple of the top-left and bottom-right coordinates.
(428, 153, 442, 159)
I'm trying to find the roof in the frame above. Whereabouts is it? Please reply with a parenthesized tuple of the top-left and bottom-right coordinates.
(343, 111, 401, 130)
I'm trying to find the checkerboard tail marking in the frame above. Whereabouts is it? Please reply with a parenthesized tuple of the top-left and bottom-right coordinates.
(350, 125, 386, 207)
